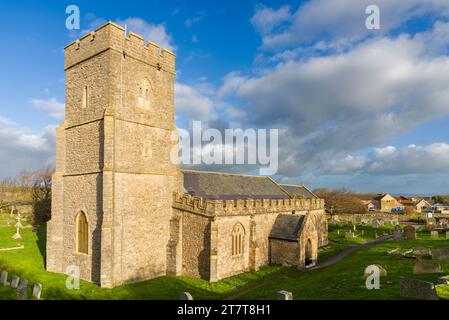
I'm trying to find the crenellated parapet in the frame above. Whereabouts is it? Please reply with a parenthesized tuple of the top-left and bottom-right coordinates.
(172, 192, 325, 217)
(64, 21, 175, 74)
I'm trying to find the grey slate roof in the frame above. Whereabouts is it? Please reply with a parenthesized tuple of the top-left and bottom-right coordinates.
(280, 184, 318, 199)
(269, 214, 305, 241)
(181, 170, 291, 200)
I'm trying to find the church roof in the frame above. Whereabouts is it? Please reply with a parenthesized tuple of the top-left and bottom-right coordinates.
(280, 184, 318, 199)
(269, 214, 305, 241)
(181, 170, 291, 200)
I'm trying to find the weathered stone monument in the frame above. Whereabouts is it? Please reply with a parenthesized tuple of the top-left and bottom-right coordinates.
(10, 275, 20, 289)
(1, 270, 9, 286)
(400, 277, 439, 300)
(12, 213, 23, 240)
(393, 225, 403, 241)
(413, 259, 442, 274)
(16, 280, 28, 300)
(446, 231, 449, 240)
(277, 290, 293, 300)
(372, 219, 381, 229)
(431, 231, 439, 239)
(403, 225, 416, 240)
(179, 292, 193, 300)
(32, 283, 42, 300)
(431, 248, 449, 260)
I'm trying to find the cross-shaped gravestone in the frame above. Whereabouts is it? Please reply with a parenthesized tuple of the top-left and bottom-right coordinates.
(12, 213, 23, 240)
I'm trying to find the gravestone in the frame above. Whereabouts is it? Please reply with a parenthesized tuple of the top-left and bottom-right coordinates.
(400, 277, 439, 300)
(363, 264, 387, 277)
(393, 230, 403, 241)
(446, 231, 449, 240)
(277, 290, 293, 300)
(413, 247, 431, 257)
(431, 231, 439, 239)
(345, 232, 355, 239)
(437, 276, 449, 285)
(372, 220, 381, 229)
(413, 259, 442, 274)
(10, 275, 20, 289)
(16, 279, 28, 300)
(179, 292, 193, 300)
(403, 225, 416, 240)
(1, 270, 9, 286)
(431, 248, 449, 260)
(32, 283, 42, 300)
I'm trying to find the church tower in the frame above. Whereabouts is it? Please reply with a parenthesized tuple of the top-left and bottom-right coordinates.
(46, 22, 182, 287)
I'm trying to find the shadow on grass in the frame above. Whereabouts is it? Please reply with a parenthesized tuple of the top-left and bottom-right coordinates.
(36, 223, 47, 268)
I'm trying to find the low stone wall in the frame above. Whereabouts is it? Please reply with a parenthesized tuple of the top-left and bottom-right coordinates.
(329, 212, 425, 224)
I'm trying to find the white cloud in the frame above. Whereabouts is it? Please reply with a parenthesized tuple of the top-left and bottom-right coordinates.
(175, 83, 215, 120)
(255, 0, 449, 50)
(117, 17, 175, 51)
(367, 143, 449, 175)
(251, 5, 291, 35)
(0, 120, 55, 178)
(30, 97, 65, 119)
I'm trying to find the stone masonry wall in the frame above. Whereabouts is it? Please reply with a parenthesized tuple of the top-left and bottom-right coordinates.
(270, 239, 299, 267)
(180, 210, 211, 279)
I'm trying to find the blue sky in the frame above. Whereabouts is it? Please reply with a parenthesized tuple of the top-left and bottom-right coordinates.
(0, 0, 449, 195)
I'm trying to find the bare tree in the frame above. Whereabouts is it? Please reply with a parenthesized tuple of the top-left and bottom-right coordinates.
(31, 168, 53, 225)
(314, 188, 367, 215)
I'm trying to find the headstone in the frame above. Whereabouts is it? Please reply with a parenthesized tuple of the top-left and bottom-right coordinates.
(437, 276, 449, 285)
(400, 277, 439, 300)
(393, 230, 403, 241)
(179, 292, 193, 300)
(446, 231, 449, 240)
(431, 248, 449, 260)
(10, 275, 20, 289)
(403, 225, 416, 240)
(372, 220, 381, 229)
(277, 290, 293, 300)
(32, 283, 42, 300)
(413, 247, 431, 256)
(413, 259, 442, 274)
(345, 232, 355, 239)
(337, 229, 340, 235)
(431, 231, 439, 239)
(363, 264, 387, 277)
(16, 281, 28, 300)
(1, 270, 9, 286)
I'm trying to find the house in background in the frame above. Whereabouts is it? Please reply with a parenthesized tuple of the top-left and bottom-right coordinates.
(414, 199, 432, 213)
(361, 200, 377, 211)
(432, 203, 449, 214)
(374, 194, 402, 213)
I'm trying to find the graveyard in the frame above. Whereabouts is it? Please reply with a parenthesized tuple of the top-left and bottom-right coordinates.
(1, 212, 449, 300)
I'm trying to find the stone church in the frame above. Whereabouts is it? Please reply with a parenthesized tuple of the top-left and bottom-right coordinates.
(46, 22, 328, 288)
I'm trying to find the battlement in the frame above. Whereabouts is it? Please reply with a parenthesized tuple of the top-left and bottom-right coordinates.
(64, 21, 175, 73)
(172, 192, 325, 217)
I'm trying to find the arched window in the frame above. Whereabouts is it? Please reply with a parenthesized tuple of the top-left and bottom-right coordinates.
(137, 79, 152, 109)
(231, 223, 245, 257)
(76, 211, 88, 254)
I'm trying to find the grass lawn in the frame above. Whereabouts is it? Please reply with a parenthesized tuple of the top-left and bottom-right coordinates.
(1, 215, 448, 300)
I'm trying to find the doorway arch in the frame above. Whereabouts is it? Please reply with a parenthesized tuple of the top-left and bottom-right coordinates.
(305, 239, 313, 266)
